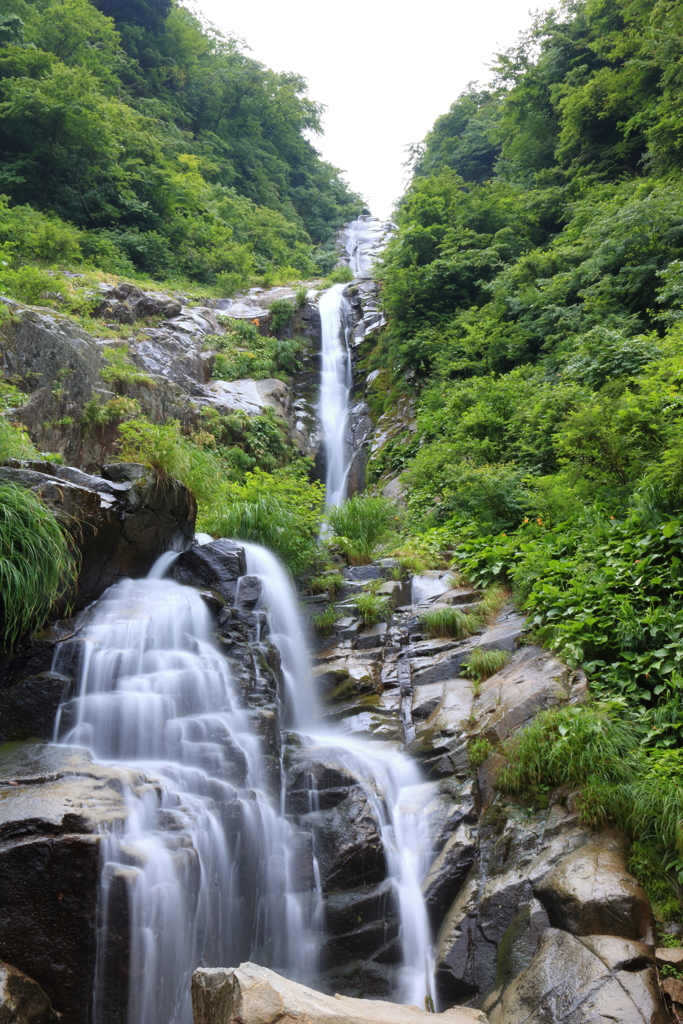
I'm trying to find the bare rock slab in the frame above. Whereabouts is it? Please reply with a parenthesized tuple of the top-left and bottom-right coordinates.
(191, 963, 488, 1023)
(0, 960, 57, 1023)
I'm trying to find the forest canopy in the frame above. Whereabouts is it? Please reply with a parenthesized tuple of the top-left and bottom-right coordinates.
(0, 0, 362, 286)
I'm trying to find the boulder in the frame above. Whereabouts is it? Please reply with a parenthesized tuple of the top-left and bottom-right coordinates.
(533, 834, 655, 943)
(191, 962, 488, 1023)
(0, 960, 57, 1023)
(0, 460, 195, 608)
(169, 539, 247, 604)
(485, 931, 668, 1024)
(0, 673, 66, 743)
(0, 744, 154, 1023)
(422, 824, 477, 927)
(93, 281, 182, 323)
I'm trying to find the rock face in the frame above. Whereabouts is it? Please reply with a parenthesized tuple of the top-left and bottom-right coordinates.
(0, 960, 57, 1024)
(190, 963, 488, 1024)
(0, 460, 195, 609)
(0, 744, 155, 1024)
(485, 932, 667, 1024)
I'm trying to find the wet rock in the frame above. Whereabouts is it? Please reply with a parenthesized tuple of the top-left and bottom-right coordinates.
(661, 976, 683, 1005)
(422, 823, 478, 927)
(533, 833, 655, 943)
(0, 673, 66, 743)
(356, 623, 387, 649)
(191, 962, 489, 1023)
(235, 575, 262, 608)
(205, 377, 289, 419)
(473, 646, 574, 746)
(169, 539, 246, 603)
(0, 959, 58, 1023)
(485, 931, 667, 1024)
(0, 745, 154, 1023)
(0, 461, 195, 608)
(301, 786, 385, 892)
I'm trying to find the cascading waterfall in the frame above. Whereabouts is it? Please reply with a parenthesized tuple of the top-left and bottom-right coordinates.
(46, 218, 433, 1023)
(318, 282, 352, 506)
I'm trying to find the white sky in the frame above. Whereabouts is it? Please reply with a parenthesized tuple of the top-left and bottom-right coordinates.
(190, 0, 541, 218)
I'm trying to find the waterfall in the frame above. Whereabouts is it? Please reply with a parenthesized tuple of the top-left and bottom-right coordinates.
(318, 282, 352, 506)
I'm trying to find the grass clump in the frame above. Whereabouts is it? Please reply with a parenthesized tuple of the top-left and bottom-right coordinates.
(468, 736, 493, 768)
(295, 286, 309, 306)
(355, 592, 391, 626)
(308, 572, 345, 599)
(326, 494, 398, 565)
(100, 346, 156, 390)
(0, 483, 78, 646)
(313, 606, 340, 635)
(208, 317, 304, 381)
(0, 382, 38, 462)
(478, 584, 508, 623)
(322, 265, 354, 287)
(420, 606, 482, 639)
(462, 647, 512, 683)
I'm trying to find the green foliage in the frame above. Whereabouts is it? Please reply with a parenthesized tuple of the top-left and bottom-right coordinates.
(462, 647, 511, 682)
(82, 395, 139, 427)
(115, 417, 324, 574)
(0, 482, 77, 646)
(468, 736, 493, 768)
(295, 286, 308, 307)
(0, 0, 362, 289)
(313, 605, 340, 635)
(209, 318, 304, 382)
(325, 494, 398, 565)
(0, 380, 38, 461)
(100, 346, 155, 390)
(420, 606, 482, 639)
(268, 298, 295, 333)
(308, 572, 344, 598)
(322, 265, 354, 286)
(354, 592, 391, 626)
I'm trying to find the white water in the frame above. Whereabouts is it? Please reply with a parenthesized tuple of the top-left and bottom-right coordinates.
(318, 282, 352, 506)
(342, 216, 395, 278)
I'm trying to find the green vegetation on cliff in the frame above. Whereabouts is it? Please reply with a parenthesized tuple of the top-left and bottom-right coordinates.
(0, 0, 361, 291)
(366, 0, 683, 919)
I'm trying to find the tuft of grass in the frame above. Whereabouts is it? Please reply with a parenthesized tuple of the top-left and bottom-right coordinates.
(462, 647, 512, 683)
(326, 494, 398, 565)
(0, 483, 78, 646)
(468, 736, 493, 768)
(420, 606, 483, 639)
(355, 592, 391, 626)
(477, 584, 509, 623)
(100, 345, 156, 390)
(82, 396, 140, 427)
(308, 572, 345, 599)
(322, 265, 354, 287)
(295, 285, 308, 307)
(313, 606, 340, 635)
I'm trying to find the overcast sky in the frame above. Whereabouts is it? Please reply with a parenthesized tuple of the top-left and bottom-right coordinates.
(190, 0, 542, 218)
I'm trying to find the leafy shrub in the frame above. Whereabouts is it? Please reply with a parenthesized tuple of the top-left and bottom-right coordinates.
(326, 494, 398, 565)
(269, 298, 295, 333)
(209, 318, 304, 381)
(0, 482, 78, 645)
(0, 195, 82, 264)
(355, 592, 391, 626)
(0, 265, 70, 306)
(420, 606, 482, 638)
(462, 647, 512, 682)
(82, 396, 140, 427)
(295, 286, 308, 306)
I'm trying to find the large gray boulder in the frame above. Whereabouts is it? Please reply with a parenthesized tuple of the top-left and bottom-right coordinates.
(191, 962, 488, 1023)
(533, 833, 655, 943)
(0, 744, 154, 1024)
(485, 931, 668, 1024)
(0, 460, 195, 609)
(169, 539, 247, 604)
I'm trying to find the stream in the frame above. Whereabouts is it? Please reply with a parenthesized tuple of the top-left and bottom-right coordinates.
(50, 217, 434, 1023)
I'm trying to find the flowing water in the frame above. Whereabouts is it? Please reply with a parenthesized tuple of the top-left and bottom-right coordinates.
(50, 216, 434, 1022)
(318, 282, 352, 506)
